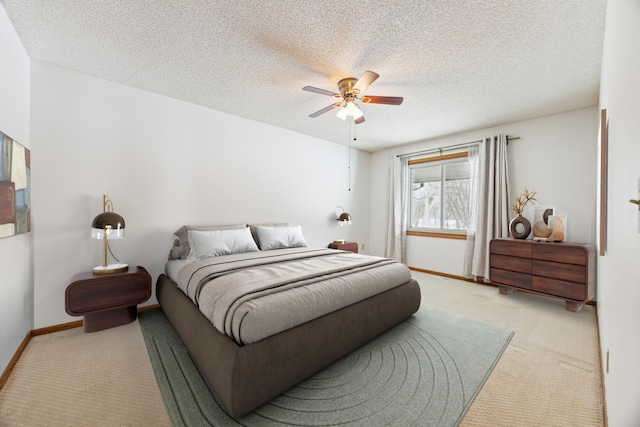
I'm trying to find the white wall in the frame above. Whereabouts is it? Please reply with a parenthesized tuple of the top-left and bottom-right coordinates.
(370, 107, 598, 277)
(30, 62, 370, 329)
(598, 1, 640, 425)
(0, 5, 31, 375)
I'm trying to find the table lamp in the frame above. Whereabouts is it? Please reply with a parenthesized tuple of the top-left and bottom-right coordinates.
(91, 194, 127, 275)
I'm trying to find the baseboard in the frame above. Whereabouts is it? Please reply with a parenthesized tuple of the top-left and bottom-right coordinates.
(0, 331, 30, 390)
(0, 304, 161, 390)
(594, 305, 608, 426)
(408, 266, 490, 285)
(31, 320, 83, 336)
(138, 303, 160, 313)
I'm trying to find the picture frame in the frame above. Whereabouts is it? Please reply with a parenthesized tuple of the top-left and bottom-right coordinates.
(599, 108, 608, 255)
(532, 205, 555, 241)
(0, 131, 31, 238)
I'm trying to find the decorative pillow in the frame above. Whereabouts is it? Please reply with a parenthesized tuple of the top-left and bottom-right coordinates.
(168, 239, 182, 260)
(255, 225, 308, 251)
(170, 224, 247, 260)
(187, 227, 259, 260)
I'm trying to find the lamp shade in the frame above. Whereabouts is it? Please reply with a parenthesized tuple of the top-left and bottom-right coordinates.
(91, 212, 125, 239)
(345, 100, 363, 119)
(337, 208, 352, 226)
(91, 194, 127, 275)
(338, 212, 351, 223)
(336, 105, 348, 120)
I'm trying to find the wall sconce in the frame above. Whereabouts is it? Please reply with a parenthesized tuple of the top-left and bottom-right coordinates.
(91, 194, 127, 275)
(337, 206, 352, 226)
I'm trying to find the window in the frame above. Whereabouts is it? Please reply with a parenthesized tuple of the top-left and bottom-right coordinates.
(409, 152, 470, 234)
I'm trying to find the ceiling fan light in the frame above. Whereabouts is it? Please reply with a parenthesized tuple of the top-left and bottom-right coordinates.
(351, 105, 364, 120)
(303, 71, 401, 124)
(344, 100, 359, 116)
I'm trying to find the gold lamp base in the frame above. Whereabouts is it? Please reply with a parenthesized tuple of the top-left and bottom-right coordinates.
(93, 263, 128, 275)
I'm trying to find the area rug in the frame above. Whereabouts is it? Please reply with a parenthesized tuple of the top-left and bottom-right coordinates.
(139, 305, 513, 426)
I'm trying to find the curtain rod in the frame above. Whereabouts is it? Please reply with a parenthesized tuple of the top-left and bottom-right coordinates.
(396, 135, 520, 158)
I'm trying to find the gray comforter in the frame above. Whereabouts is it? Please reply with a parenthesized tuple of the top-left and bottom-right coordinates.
(176, 247, 412, 345)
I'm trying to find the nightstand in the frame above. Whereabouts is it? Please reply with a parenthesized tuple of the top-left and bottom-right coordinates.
(65, 266, 152, 332)
(328, 241, 359, 253)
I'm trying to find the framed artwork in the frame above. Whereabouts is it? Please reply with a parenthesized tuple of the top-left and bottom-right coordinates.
(0, 131, 30, 238)
(599, 109, 608, 256)
(548, 215, 567, 242)
(532, 205, 555, 241)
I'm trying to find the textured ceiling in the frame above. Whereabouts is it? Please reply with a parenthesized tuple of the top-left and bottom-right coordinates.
(1, 0, 607, 152)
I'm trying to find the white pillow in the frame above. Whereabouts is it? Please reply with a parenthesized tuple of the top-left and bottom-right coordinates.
(255, 225, 308, 250)
(188, 227, 259, 260)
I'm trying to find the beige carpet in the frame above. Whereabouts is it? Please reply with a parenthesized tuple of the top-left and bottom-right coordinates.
(0, 272, 604, 426)
(414, 272, 604, 427)
(0, 319, 172, 426)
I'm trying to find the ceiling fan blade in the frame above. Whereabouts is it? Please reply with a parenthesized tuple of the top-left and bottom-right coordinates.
(353, 71, 379, 93)
(309, 103, 340, 118)
(354, 116, 366, 125)
(361, 95, 404, 105)
(303, 86, 340, 97)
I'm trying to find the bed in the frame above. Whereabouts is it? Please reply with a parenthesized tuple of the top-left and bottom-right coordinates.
(156, 224, 421, 418)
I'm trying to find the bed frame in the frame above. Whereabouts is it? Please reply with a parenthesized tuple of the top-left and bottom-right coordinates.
(156, 274, 421, 418)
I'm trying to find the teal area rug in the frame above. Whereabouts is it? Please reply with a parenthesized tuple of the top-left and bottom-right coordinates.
(139, 306, 513, 426)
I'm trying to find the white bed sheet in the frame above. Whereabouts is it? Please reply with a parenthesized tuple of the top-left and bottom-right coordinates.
(165, 259, 189, 282)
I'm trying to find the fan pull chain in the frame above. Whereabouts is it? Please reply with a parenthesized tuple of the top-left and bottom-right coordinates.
(348, 121, 352, 191)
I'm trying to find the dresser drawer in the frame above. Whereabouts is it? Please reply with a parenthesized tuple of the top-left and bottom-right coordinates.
(532, 260, 586, 283)
(66, 267, 152, 315)
(532, 244, 587, 265)
(532, 276, 586, 300)
(490, 254, 531, 274)
(490, 268, 532, 289)
(490, 239, 532, 258)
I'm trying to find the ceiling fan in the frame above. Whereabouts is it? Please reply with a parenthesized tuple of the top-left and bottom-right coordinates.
(302, 71, 403, 124)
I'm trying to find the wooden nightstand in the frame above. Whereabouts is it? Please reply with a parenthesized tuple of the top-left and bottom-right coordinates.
(65, 266, 152, 332)
(328, 241, 359, 253)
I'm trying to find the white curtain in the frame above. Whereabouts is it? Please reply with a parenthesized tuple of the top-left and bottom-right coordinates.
(385, 154, 409, 263)
(463, 144, 480, 275)
(463, 134, 510, 281)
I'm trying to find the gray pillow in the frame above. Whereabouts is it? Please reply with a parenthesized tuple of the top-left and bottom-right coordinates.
(170, 224, 247, 260)
(248, 223, 292, 245)
(188, 227, 259, 260)
(254, 225, 308, 250)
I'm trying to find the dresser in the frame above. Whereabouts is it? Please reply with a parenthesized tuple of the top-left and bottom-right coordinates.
(489, 238, 595, 312)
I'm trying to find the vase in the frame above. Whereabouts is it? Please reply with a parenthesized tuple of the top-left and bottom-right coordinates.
(509, 215, 531, 239)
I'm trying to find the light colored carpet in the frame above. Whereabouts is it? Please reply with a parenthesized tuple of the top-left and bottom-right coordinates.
(139, 305, 513, 426)
(412, 272, 604, 427)
(0, 319, 171, 426)
(0, 272, 604, 426)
